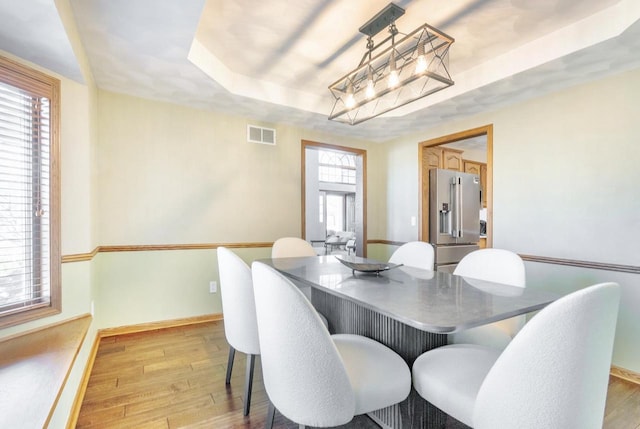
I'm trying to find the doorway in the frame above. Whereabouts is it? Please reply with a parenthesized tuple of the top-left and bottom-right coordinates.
(302, 141, 366, 257)
(418, 125, 493, 248)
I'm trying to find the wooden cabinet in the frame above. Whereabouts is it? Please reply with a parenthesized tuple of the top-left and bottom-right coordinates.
(424, 147, 463, 171)
(463, 161, 481, 176)
(442, 149, 463, 171)
(464, 160, 487, 208)
(423, 147, 442, 170)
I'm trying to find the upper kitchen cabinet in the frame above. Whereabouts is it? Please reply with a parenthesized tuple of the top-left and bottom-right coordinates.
(423, 147, 441, 170)
(464, 160, 487, 208)
(424, 147, 464, 171)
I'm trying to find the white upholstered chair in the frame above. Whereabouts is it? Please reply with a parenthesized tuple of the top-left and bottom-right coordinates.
(251, 261, 411, 429)
(389, 241, 434, 271)
(217, 247, 260, 416)
(271, 237, 317, 258)
(412, 282, 620, 428)
(271, 237, 329, 330)
(449, 248, 526, 350)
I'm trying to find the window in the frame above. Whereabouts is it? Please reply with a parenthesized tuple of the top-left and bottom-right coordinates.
(326, 194, 345, 232)
(0, 55, 60, 328)
(318, 150, 356, 184)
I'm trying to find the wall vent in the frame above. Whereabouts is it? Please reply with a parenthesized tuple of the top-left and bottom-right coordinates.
(247, 125, 276, 145)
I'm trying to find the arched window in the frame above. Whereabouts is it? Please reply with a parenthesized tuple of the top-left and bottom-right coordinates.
(318, 150, 356, 184)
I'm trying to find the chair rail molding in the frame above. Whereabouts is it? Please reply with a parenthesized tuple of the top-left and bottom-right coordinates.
(520, 254, 640, 274)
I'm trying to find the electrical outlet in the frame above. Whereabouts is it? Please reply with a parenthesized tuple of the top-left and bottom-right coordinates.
(410, 216, 416, 226)
(209, 281, 217, 293)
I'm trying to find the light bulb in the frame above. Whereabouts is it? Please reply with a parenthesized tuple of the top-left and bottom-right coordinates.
(366, 79, 375, 99)
(345, 93, 356, 109)
(388, 70, 399, 88)
(415, 55, 427, 74)
(344, 82, 356, 109)
(388, 50, 399, 88)
(415, 42, 427, 74)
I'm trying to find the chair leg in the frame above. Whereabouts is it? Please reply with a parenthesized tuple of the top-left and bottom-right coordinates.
(225, 347, 235, 385)
(243, 354, 256, 416)
(265, 398, 275, 429)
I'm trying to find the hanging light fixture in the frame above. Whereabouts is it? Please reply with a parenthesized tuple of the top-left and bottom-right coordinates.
(328, 3, 455, 125)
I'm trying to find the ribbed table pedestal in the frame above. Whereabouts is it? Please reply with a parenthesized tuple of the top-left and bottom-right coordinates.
(312, 289, 448, 429)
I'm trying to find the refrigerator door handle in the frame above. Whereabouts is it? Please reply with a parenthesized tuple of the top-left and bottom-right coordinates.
(452, 177, 462, 238)
(451, 176, 464, 238)
(458, 177, 464, 238)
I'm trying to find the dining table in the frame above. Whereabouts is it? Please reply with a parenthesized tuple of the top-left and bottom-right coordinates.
(260, 255, 560, 429)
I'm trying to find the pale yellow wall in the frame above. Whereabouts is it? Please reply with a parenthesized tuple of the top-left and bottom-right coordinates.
(365, 143, 387, 241)
(382, 67, 640, 372)
(96, 91, 378, 245)
(367, 243, 396, 262)
(94, 90, 380, 327)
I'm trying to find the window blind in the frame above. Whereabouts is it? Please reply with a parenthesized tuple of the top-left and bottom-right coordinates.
(0, 57, 58, 324)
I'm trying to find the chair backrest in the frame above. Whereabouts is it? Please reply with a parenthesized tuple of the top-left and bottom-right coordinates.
(217, 247, 260, 355)
(251, 262, 355, 426)
(454, 248, 525, 287)
(454, 248, 526, 336)
(272, 237, 316, 258)
(473, 282, 620, 429)
(389, 241, 434, 271)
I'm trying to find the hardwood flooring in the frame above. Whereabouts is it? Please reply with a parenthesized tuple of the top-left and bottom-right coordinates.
(76, 321, 640, 428)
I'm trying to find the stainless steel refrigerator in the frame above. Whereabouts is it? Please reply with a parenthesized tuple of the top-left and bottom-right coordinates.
(429, 168, 480, 272)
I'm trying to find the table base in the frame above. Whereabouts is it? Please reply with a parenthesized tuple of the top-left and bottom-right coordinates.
(312, 289, 447, 429)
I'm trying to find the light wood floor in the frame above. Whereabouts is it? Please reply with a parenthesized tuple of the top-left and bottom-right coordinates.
(76, 321, 640, 428)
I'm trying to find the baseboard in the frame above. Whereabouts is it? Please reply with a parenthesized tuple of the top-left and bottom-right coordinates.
(611, 365, 640, 386)
(65, 333, 101, 429)
(65, 313, 223, 428)
(98, 313, 223, 338)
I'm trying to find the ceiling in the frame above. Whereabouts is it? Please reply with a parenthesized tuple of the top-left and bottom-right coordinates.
(1, 0, 639, 142)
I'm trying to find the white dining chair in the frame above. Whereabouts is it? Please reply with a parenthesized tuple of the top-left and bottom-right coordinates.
(271, 237, 329, 330)
(449, 248, 526, 350)
(217, 247, 260, 416)
(389, 241, 434, 271)
(251, 261, 411, 429)
(271, 237, 317, 258)
(412, 282, 620, 429)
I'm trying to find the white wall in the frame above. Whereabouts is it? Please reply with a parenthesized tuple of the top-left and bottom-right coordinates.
(382, 67, 640, 372)
(386, 141, 421, 242)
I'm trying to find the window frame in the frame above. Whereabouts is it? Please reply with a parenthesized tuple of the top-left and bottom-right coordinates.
(318, 150, 357, 185)
(0, 55, 61, 328)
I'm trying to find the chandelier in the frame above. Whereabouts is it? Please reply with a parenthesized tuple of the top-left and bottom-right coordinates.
(328, 3, 454, 125)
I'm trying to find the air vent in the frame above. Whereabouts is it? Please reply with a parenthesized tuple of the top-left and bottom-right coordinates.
(247, 125, 276, 145)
